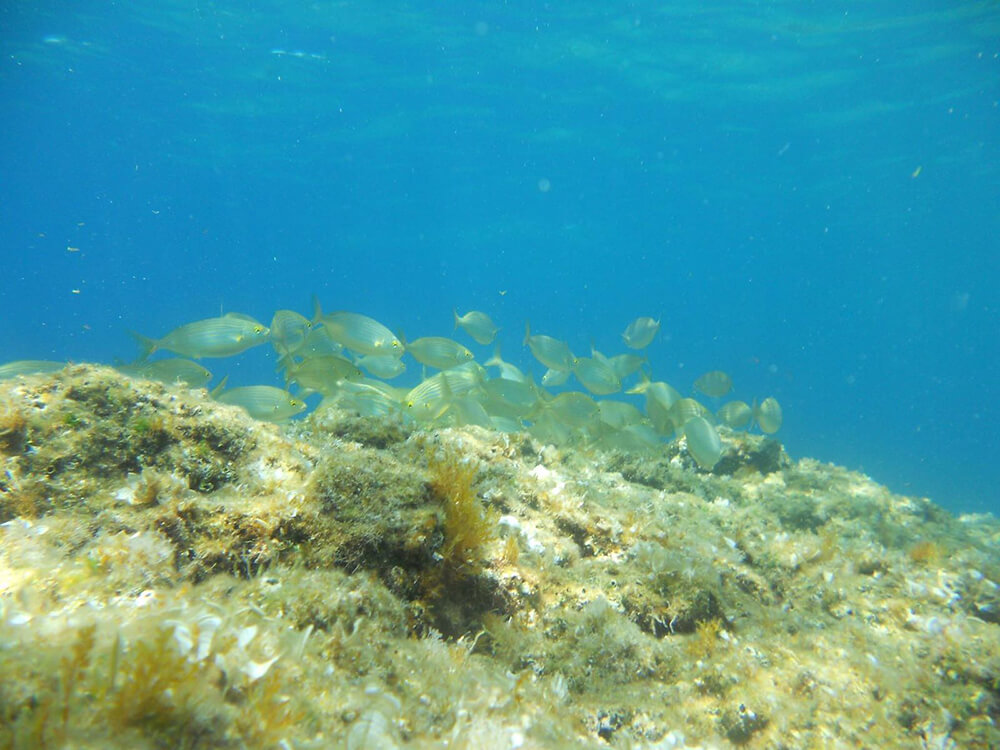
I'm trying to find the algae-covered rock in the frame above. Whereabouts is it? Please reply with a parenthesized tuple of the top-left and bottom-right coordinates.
(1, 365, 998, 749)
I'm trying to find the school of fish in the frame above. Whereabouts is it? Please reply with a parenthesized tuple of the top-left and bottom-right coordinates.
(1, 302, 783, 469)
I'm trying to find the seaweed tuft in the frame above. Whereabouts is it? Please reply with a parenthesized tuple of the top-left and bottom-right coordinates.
(427, 445, 497, 575)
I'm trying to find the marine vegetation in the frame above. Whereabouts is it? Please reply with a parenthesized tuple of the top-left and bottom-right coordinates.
(426, 444, 497, 575)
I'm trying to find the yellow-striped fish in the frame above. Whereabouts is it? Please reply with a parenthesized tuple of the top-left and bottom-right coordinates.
(621, 317, 660, 350)
(524, 322, 575, 371)
(0, 360, 66, 380)
(405, 336, 475, 370)
(717, 401, 752, 430)
(130, 313, 269, 360)
(754, 397, 783, 434)
(684, 416, 723, 470)
(454, 309, 500, 345)
(572, 356, 621, 396)
(312, 298, 402, 357)
(215, 386, 306, 422)
(693, 370, 733, 398)
(270, 310, 311, 358)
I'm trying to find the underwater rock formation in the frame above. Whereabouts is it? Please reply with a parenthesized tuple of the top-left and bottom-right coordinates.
(0, 366, 997, 748)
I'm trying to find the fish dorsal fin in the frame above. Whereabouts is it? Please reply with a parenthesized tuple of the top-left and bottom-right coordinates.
(224, 312, 259, 322)
(209, 375, 229, 399)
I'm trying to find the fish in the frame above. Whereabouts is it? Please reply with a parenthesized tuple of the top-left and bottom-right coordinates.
(668, 398, 713, 433)
(481, 376, 540, 418)
(454, 309, 500, 346)
(0, 360, 66, 380)
(296, 324, 344, 357)
(354, 353, 407, 379)
(529, 411, 574, 445)
(275, 325, 345, 371)
(621, 317, 660, 350)
(322, 379, 403, 418)
(489, 415, 524, 434)
(130, 313, 269, 360)
(283, 355, 363, 396)
(484, 345, 528, 382)
(595, 423, 661, 453)
(597, 400, 646, 430)
(524, 322, 575, 371)
(404, 336, 475, 370)
(717, 401, 753, 430)
(540, 391, 601, 429)
(541, 368, 570, 387)
(312, 298, 402, 357)
(628, 374, 682, 434)
(694, 370, 733, 399)
(606, 353, 646, 379)
(117, 358, 212, 387)
(572, 356, 621, 395)
(446, 395, 493, 429)
(269, 310, 312, 358)
(684, 416, 723, 470)
(215, 386, 307, 422)
(405, 362, 485, 420)
(754, 397, 783, 434)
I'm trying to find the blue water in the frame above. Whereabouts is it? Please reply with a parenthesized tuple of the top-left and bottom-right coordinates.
(2, 1, 998, 514)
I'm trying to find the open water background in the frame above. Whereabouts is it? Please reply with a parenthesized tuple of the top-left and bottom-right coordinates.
(2, 1, 998, 513)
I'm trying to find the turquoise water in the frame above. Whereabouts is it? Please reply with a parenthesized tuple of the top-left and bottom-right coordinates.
(2, 1, 998, 513)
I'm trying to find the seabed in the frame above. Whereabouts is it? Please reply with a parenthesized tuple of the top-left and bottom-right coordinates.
(0, 365, 997, 749)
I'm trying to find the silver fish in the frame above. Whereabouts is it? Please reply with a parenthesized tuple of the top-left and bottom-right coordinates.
(607, 353, 646, 379)
(717, 401, 753, 430)
(216, 386, 306, 421)
(354, 353, 407, 379)
(312, 298, 402, 357)
(270, 310, 311, 358)
(754, 397, 783, 434)
(694, 370, 733, 398)
(130, 313, 269, 360)
(454, 309, 499, 346)
(684, 416, 722, 470)
(283, 355, 363, 396)
(524, 322, 575, 371)
(621, 317, 660, 350)
(0, 360, 66, 380)
(572, 356, 621, 396)
(405, 336, 475, 370)
(484, 345, 528, 382)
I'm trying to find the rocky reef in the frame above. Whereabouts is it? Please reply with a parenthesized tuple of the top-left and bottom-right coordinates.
(1, 365, 997, 748)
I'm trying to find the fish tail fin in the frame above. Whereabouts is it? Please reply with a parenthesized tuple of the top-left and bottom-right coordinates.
(209, 375, 229, 399)
(453, 308, 460, 330)
(128, 330, 158, 361)
(310, 295, 323, 325)
(523, 320, 531, 347)
(485, 344, 503, 368)
(625, 370, 651, 395)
